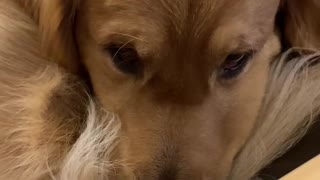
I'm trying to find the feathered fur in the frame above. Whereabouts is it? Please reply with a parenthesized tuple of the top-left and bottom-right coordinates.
(0, 1, 120, 179)
(0, 0, 319, 180)
(230, 51, 320, 179)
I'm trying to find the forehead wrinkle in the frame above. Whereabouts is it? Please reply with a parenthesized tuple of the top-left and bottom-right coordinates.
(149, 0, 220, 39)
(154, 0, 220, 48)
(156, 0, 188, 36)
(188, 0, 219, 39)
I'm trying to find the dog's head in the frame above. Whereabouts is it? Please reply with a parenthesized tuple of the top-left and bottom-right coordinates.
(25, 0, 320, 179)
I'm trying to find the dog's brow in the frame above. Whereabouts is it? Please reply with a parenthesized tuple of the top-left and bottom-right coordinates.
(108, 32, 145, 42)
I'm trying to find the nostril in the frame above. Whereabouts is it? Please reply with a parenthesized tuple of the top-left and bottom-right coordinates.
(158, 167, 177, 180)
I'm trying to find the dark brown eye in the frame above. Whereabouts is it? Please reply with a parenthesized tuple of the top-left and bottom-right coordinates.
(107, 44, 142, 74)
(220, 52, 252, 79)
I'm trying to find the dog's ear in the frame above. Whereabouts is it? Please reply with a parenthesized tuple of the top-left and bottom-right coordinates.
(280, 0, 320, 49)
(39, 0, 80, 73)
(19, 0, 80, 73)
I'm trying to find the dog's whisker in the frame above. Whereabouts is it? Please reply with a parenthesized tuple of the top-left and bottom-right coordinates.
(108, 32, 145, 42)
(111, 39, 136, 61)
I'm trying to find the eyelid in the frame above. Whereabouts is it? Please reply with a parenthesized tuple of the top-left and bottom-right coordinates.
(229, 38, 257, 55)
(222, 49, 254, 64)
(218, 50, 255, 80)
(227, 49, 255, 61)
(227, 53, 246, 62)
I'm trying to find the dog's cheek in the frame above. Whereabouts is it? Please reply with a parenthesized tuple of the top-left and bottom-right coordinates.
(215, 42, 277, 178)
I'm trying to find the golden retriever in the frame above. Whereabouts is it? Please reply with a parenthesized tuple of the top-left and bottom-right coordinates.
(0, 0, 319, 179)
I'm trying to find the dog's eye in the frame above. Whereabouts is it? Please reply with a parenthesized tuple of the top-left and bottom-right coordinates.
(220, 52, 252, 79)
(107, 44, 142, 74)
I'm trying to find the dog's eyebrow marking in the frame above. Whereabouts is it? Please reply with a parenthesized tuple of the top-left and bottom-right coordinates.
(108, 32, 145, 42)
(97, 31, 146, 47)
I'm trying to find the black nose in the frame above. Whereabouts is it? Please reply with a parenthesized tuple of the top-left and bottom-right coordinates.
(159, 167, 177, 180)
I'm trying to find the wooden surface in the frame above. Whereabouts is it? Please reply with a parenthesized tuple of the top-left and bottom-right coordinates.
(280, 155, 320, 180)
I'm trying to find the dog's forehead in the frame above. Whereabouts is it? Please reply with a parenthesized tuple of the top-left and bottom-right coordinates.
(92, 0, 279, 34)
(87, 0, 279, 52)
(102, 0, 279, 18)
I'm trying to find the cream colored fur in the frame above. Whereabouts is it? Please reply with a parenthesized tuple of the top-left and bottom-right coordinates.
(230, 51, 320, 179)
(59, 102, 120, 180)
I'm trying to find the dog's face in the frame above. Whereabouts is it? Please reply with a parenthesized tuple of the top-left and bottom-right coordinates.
(23, 0, 320, 179)
(75, 0, 280, 178)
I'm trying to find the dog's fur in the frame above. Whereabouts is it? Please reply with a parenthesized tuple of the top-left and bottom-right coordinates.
(0, 1, 120, 179)
(0, 0, 319, 179)
(230, 51, 320, 179)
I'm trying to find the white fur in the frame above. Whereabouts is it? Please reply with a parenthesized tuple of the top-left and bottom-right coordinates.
(230, 51, 320, 179)
(59, 101, 121, 180)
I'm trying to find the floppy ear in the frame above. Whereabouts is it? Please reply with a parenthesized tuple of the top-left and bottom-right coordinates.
(280, 0, 320, 49)
(18, 0, 80, 73)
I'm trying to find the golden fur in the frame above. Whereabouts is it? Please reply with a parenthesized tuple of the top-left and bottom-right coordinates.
(0, 1, 120, 179)
(0, 0, 319, 179)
